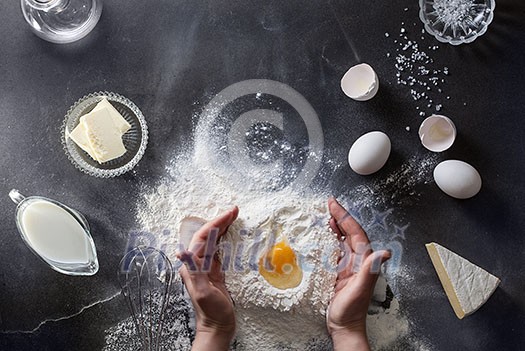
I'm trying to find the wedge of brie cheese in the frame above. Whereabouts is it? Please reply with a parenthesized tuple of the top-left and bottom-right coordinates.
(426, 242, 500, 319)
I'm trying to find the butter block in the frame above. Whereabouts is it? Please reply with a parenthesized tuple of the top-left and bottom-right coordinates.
(92, 98, 131, 134)
(69, 122, 95, 156)
(83, 108, 127, 163)
(426, 242, 500, 319)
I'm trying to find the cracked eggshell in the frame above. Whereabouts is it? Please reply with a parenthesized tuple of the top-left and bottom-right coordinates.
(341, 63, 379, 101)
(434, 160, 482, 199)
(348, 131, 391, 175)
(419, 115, 457, 152)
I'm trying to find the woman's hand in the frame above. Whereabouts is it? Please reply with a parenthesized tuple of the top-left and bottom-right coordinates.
(178, 207, 239, 351)
(327, 198, 391, 351)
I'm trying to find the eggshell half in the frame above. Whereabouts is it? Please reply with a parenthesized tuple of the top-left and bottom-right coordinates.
(419, 115, 457, 152)
(433, 160, 482, 199)
(341, 63, 379, 101)
(348, 131, 391, 175)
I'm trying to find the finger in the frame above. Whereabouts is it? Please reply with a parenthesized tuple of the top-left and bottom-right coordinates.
(340, 240, 374, 274)
(179, 264, 194, 291)
(329, 217, 344, 241)
(178, 250, 211, 291)
(350, 242, 374, 273)
(209, 255, 226, 284)
(189, 208, 237, 253)
(355, 250, 391, 290)
(332, 218, 352, 267)
(328, 197, 371, 252)
(336, 244, 355, 276)
(179, 264, 202, 302)
(179, 254, 231, 308)
(333, 251, 390, 307)
(177, 250, 198, 271)
(189, 206, 239, 256)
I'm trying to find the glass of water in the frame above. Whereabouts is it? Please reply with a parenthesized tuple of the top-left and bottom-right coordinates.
(21, 0, 103, 44)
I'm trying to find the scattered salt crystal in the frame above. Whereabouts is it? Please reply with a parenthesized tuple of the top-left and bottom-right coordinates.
(389, 21, 451, 113)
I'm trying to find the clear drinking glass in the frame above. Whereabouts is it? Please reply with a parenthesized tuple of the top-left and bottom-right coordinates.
(419, 0, 496, 45)
(9, 189, 99, 276)
(21, 0, 103, 44)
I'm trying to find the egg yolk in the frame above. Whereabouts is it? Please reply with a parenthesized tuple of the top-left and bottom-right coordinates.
(258, 241, 303, 290)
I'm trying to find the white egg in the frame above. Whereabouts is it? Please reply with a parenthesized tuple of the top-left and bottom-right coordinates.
(348, 131, 391, 175)
(433, 160, 482, 199)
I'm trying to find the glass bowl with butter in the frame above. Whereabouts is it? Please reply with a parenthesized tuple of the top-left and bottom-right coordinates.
(61, 91, 148, 177)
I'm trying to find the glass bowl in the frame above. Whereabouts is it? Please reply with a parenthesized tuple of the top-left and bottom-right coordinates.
(61, 91, 148, 178)
(419, 0, 496, 45)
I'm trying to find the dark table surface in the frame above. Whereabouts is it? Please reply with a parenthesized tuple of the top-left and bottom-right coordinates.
(1, 0, 525, 350)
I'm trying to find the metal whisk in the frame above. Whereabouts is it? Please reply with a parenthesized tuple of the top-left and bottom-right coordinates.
(118, 246, 174, 351)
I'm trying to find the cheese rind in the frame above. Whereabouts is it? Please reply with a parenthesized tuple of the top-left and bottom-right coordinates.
(83, 108, 127, 163)
(426, 242, 500, 319)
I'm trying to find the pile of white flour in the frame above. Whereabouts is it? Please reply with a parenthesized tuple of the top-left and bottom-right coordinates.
(103, 93, 438, 349)
(138, 156, 340, 316)
(130, 150, 412, 350)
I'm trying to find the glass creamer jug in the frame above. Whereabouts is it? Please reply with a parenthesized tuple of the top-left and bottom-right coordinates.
(21, 0, 103, 44)
(9, 189, 99, 276)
